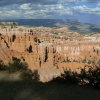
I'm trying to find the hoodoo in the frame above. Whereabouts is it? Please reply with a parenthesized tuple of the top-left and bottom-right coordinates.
(0, 24, 100, 82)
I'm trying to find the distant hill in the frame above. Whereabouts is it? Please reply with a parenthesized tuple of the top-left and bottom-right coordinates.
(0, 19, 100, 33)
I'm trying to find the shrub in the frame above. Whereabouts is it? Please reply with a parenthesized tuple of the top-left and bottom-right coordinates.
(62, 69, 79, 84)
(0, 60, 7, 70)
(0, 57, 40, 81)
(20, 70, 39, 81)
(32, 70, 40, 81)
(7, 57, 28, 73)
(20, 70, 33, 80)
(51, 65, 100, 89)
(87, 66, 100, 88)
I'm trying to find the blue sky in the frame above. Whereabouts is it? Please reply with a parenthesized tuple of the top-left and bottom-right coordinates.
(0, 0, 100, 24)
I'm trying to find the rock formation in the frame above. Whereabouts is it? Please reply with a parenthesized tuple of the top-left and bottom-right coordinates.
(0, 25, 100, 82)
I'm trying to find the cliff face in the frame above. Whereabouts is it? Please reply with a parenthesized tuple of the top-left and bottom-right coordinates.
(0, 27, 100, 82)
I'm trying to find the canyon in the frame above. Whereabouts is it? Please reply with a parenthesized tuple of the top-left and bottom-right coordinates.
(0, 24, 100, 82)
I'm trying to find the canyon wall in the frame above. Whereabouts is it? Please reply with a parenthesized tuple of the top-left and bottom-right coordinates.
(0, 27, 100, 82)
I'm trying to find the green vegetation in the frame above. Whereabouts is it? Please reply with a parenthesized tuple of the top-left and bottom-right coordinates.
(52, 65, 100, 89)
(0, 60, 7, 70)
(0, 57, 100, 89)
(0, 57, 39, 81)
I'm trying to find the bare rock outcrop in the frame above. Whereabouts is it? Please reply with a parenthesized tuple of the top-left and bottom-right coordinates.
(0, 26, 100, 82)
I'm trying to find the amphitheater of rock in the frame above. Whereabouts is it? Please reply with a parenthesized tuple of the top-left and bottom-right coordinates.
(0, 25, 100, 82)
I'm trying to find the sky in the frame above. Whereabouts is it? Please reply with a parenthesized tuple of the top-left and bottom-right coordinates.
(0, 0, 100, 24)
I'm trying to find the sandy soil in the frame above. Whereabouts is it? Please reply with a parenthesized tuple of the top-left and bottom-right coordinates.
(0, 80, 100, 100)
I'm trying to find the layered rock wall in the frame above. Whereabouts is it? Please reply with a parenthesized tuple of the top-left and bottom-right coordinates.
(0, 27, 100, 82)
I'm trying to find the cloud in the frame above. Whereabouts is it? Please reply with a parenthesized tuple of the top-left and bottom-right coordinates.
(0, 10, 23, 19)
(0, 0, 78, 6)
(0, 0, 34, 6)
(58, 0, 78, 4)
(0, 2, 100, 20)
(97, 2, 100, 7)
(20, 3, 31, 9)
(23, 4, 73, 19)
(0, 0, 100, 24)
(0, 0, 76, 19)
(0, 0, 77, 19)
(82, 0, 99, 3)
(72, 5, 100, 15)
